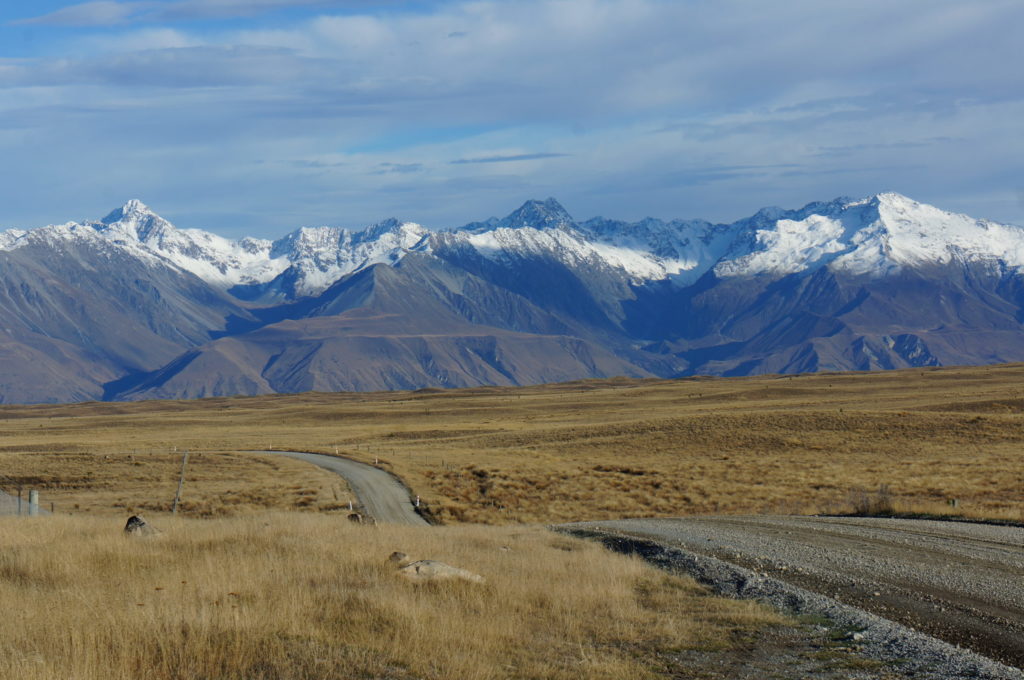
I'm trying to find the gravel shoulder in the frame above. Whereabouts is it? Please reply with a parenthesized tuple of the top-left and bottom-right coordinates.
(253, 451, 428, 526)
(561, 516, 1024, 679)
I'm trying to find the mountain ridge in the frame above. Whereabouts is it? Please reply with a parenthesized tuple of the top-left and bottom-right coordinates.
(3, 192, 1024, 403)
(5, 192, 1022, 298)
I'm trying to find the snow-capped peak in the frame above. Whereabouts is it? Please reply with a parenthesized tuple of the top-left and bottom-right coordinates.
(96, 198, 178, 245)
(503, 198, 575, 231)
(459, 198, 577, 234)
(3, 193, 1022, 302)
(266, 218, 430, 295)
(713, 192, 1024, 278)
(101, 199, 153, 225)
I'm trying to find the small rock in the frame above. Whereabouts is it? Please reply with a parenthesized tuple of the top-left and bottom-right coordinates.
(398, 560, 485, 584)
(347, 513, 364, 524)
(387, 551, 409, 565)
(124, 515, 158, 537)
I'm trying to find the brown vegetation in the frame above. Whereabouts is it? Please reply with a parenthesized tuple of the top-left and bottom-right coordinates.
(1, 364, 1023, 523)
(0, 514, 779, 680)
(0, 451, 354, 517)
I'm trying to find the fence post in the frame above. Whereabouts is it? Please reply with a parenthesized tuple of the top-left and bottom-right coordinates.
(172, 450, 189, 515)
(28, 490, 39, 517)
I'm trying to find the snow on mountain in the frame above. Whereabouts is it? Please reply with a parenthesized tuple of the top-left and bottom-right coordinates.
(447, 199, 737, 284)
(93, 199, 286, 287)
(0, 228, 27, 249)
(271, 219, 430, 294)
(460, 198, 575, 233)
(2, 193, 1022, 301)
(580, 216, 740, 285)
(0, 200, 429, 298)
(714, 193, 1024, 278)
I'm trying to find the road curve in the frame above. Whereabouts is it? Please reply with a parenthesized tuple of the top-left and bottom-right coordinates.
(255, 451, 428, 526)
(567, 515, 1024, 669)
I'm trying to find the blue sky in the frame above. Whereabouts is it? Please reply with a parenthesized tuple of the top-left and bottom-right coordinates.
(1, 0, 1022, 238)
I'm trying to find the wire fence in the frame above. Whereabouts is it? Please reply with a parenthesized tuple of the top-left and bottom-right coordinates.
(0, 487, 50, 516)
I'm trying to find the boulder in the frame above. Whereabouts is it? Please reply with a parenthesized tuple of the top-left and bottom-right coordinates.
(397, 559, 484, 584)
(123, 515, 159, 537)
(387, 551, 409, 565)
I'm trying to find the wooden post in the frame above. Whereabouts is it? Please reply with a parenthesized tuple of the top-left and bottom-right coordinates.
(172, 450, 189, 515)
(17, 487, 22, 516)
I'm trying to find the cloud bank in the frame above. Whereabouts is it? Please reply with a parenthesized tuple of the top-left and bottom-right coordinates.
(0, 0, 1022, 236)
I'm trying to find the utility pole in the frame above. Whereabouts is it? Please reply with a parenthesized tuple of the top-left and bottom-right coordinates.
(172, 450, 189, 515)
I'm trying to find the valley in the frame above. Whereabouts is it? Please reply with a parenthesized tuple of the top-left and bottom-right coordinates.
(1, 363, 1022, 524)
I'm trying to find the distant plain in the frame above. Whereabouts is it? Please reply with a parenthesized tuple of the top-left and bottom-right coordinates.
(1, 363, 1022, 524)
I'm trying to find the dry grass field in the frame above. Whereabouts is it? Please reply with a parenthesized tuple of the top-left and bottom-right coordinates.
(0, 450, 353, 517)
(0, 514, 779, 680)
(1, 363, 1023, 524)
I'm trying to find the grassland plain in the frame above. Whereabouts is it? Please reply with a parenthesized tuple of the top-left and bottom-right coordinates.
(0, 514, 783, 680)
(0, 364, 1023, 523)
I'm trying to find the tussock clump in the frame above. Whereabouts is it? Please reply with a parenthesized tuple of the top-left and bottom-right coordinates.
(0, 514, 781, 680)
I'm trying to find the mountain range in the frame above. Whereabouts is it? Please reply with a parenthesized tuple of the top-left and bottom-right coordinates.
(3, 192, 1024, 404)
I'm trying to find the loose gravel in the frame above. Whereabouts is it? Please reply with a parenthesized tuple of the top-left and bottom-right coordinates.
(256, 451, 429, 526)
(561, 516, 1024, 680)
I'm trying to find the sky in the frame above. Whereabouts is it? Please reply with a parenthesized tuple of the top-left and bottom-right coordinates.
(1, 0, 1022, 239)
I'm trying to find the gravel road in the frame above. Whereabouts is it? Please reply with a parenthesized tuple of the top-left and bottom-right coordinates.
(565, 516, 1024, 672)
(255, 451, 428, 526)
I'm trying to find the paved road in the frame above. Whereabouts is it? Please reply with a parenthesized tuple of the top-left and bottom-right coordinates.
(255, 451, 428, 526)
(568, 515, 1024, 668)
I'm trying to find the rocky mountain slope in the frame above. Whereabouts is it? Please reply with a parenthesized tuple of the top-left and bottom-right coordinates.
(3, 193, 1024, 403)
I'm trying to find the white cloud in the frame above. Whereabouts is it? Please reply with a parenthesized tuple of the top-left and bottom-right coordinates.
(1, 0, 1023, 234)
(14, 0, 376, 26)
(14, 1, 150, 26)
(82, 27, 200, 52)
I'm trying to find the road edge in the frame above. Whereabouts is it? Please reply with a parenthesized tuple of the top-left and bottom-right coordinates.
(248, 449, 435, 525)
(558, 526, 1024, 680)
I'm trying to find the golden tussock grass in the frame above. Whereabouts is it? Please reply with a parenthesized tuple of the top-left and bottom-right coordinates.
(0, 514, 780, 680)
(1, 363, 1023, 524)
(0, 451, 353, 517)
